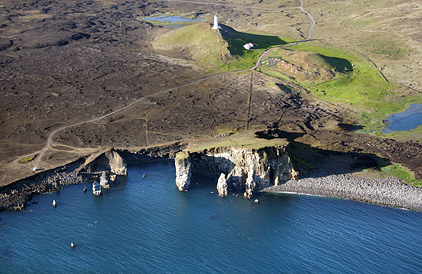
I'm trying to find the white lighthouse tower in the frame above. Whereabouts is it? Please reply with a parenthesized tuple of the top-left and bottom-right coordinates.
(212, 12, 220, 29)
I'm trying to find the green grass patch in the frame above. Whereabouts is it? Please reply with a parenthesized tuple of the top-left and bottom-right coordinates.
(220, 28, 293, 71)
(306, 53, 352, 73)
(346, 18, 374, 28)
(264, 42, 422, 132)
(151, 22, 292, 71)
(151, 24, 421, 136)
(151, 22, 230, 69)
(258, 67, 293, 82)
(371, 125, 422, 140)
(291, 155, 316, 170)
(365, 37, 407, 60)
(21, 155, 36, 163)
(288, 143, 318, 170)
(175, 151, 189, 160)
(365, 163, 422, 187)
(359, 100, 422, 137)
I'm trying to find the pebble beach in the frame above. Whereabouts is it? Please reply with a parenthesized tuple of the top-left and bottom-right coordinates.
(262, 172, 422, 210)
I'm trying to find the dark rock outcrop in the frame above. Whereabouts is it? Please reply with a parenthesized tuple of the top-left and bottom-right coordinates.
(0, 144, 186, 211)
(0, 161, 84, 211)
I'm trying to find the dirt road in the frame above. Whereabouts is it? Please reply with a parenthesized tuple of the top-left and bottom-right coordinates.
(18, 0, 317, 173)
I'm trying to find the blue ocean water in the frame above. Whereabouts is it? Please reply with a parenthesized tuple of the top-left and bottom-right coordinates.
(1, 162, 422, 273)
(383, 103, 422, 133)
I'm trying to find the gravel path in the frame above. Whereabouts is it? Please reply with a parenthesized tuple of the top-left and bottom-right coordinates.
(261, 173, 422, 210)
(14, 0, 317, 168)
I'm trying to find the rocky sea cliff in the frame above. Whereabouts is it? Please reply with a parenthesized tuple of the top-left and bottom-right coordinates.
(1, 141, 422, 211)
(175, 146, 298, 198)
(0, 143, 185, 211)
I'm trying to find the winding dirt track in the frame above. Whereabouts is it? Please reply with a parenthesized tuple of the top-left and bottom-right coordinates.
(22, 0, 316, 168)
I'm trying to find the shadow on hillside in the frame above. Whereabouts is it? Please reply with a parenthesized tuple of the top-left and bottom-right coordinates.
(219, 24, 287, 57)
(319, 55, 353, 73)
(255, 129, 391, 178)
(337, 123, 363, 131)
(190, 154, 241, 192)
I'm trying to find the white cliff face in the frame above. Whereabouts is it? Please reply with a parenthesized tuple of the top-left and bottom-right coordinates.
(100, 171, 110, 189)
(175, 157, 192, 191)
(175, 146, 298, 198)
(104, 150, 128, 176)
(217, 173, 228, 197)
(79, 149, 128, 176)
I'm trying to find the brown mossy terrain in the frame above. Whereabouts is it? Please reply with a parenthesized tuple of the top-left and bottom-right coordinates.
(0, 0, 421, 189)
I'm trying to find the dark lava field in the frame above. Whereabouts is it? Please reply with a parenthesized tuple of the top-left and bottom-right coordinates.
(0, 0, 421, 186)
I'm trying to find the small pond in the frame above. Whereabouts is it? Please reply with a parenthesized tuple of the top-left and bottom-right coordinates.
(142, 15, 204, 24)
(383, 103, 422, 133)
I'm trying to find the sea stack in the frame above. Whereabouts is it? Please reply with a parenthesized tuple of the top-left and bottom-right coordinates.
(100, 171, 110, 189)
(217, 173, 228, 197)
(175, 152, 192, 191)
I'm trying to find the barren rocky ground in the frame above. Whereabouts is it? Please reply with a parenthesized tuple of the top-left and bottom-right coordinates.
(0, 0, 421, 187)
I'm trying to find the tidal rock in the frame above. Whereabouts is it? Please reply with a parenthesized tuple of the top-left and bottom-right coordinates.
(99, 171, 110, 189)
(175, 155, 191, 191)
(244, 171, 258, 199)
(217, 173, 228, 197)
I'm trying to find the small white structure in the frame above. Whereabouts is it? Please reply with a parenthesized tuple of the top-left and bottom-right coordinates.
(244, 42, 255, 50)
(212, 13, 220, 29)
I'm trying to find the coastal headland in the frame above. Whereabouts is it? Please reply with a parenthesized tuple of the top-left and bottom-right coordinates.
(1, 0, 422, 210)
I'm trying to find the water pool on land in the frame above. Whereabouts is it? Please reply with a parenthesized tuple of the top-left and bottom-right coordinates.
(383, 103, 422, 133)
(1, 162, 422, 273)
(142, 15, 204, 23)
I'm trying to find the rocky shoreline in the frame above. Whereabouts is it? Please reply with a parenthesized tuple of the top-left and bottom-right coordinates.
(0, 144, 185, 211)
(261, 172, 422, 210)
(0, 161, 84, 211)
(1, 143, 421, 212)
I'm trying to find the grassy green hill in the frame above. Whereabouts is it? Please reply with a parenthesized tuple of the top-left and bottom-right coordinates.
(151, 22, 293, 71)
(151, 22, 231, 69)
(152, 22, 422, 138)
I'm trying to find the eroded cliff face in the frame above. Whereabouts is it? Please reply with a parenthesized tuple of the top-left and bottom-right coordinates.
(78, 149, 128, 176)
(175, 146, 298, 198)
(175, 156, 192, 191)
